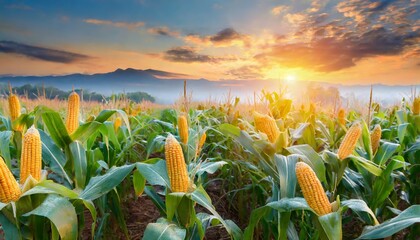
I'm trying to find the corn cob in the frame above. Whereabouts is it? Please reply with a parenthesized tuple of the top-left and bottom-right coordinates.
(66, 92, 80, 134)
(198, 132, 206, 150)
(8, 94, 21, 121)
(114, 117, 122, 132)
(278, 131, 289, 148)
(86, 115, 95, 122)
(277, 119, 285, 131)
(414, 98, 420, 115)
(254, 112, 280, 143)
(338, 108, 346, 125)
(196, 132, 207, 156)
(295, 162, 331, 216)
(0, 156, 21, 203)
(309, 103, 316, 115)
(178, 115, 189, 144)
(279, 99, 292, 118)
(165, 134, 189, 192)
(371, 124, 382, 154)
(300, 104, 305, 112)
(233, 110, 240, 123)
(337, 122, 362, 160)
(20, 126, 42, 184)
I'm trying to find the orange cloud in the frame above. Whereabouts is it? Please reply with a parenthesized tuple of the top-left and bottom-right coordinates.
(271, 5, 288, 16)
(284, 13, 306, 25)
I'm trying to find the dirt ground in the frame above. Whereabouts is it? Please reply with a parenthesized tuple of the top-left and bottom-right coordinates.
(2, 181, 414, 240)
(81, 180, 239, 240)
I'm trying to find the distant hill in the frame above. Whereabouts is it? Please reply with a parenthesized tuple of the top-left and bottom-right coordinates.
(0, 68, 269, 103)
(0, 84, 155, 103)
(1, 68, 418, 104)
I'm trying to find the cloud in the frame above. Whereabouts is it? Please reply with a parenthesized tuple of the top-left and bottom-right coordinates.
(163, 46, 234, 63)
(147, 26, 180, 37)
(249, 0, 418, 73)
(271, 5, 288, 16)
(226, 65, 263, 79)
(336, 0, 400, 28)
(257, 26, 420, 72)
(185, 28, 251, 47)
(309, 1, 323, 13)
(163, 47, 216, 63)
(0, 41, 90, 63)
(83, 19, 145, 30)
(285, 13, 307, 25)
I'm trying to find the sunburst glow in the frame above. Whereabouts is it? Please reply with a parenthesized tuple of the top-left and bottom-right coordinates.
(285, 74, 296, 82)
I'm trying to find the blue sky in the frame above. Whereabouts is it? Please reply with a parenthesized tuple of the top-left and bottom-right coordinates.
(0, 0, 419, 84)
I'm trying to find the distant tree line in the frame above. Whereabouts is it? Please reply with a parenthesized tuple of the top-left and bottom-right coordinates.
(305, 84, 340, 106)
(0, 84, 155, 103)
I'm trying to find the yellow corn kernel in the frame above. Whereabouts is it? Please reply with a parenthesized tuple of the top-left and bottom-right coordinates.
(337, 122, 362, 160)
(178, 115, 189, 144)
(8, 94, 21, 121)
(165, 134, 189, 192)
(254, 112, 280, 143)
(196, 132, 207, 156)
(198, 132, 206, 149)
(114, 117, 122, 132)
(338, 108, 346, 125)
(296, 162, 331, 216)
(66, 92, 80, 134)
(0, 156, 21, 203)
(20, 126, 42, 184)
(413, 98, 420, 115)
(371, 124, 382, 154)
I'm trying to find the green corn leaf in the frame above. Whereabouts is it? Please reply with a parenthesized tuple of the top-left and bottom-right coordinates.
(22, 194, 78, 240)
(357, 205, 420, 239)
(79, 164, 134, 200)
(142, 220, 186, 240)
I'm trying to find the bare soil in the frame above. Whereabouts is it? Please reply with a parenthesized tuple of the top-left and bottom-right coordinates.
(81, 181, 240, 240)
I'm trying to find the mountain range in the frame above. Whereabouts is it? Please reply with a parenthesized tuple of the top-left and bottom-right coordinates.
(1, 68, 417, 104)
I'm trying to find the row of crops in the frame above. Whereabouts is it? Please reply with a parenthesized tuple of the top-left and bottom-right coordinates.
(0, 91, 419, 239)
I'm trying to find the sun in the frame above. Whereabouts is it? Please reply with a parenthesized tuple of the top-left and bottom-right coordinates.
(285, 74, 296, 82)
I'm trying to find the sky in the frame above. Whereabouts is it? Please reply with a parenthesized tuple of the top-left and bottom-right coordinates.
(0, 0, 419, 85)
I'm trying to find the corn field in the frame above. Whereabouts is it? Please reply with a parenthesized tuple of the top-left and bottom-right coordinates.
(0, 90, 419, 240)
